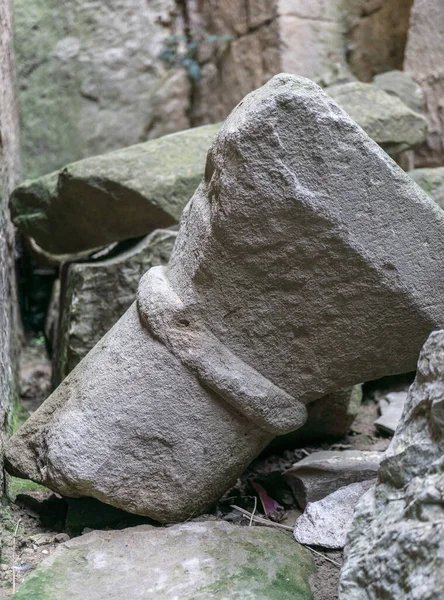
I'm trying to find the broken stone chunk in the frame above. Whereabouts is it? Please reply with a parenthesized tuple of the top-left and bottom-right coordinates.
(284, 450, 382, 509)
(326, 81, 428, 156)
(374, 390, 408, 435)
(293, 480, 375, 550)
(372, 70, 424, 113)
(52, 229, 176, 385)
(6, 74, 444, 522)
(340, 329, 444, 599)
(408, 167, 444, 210)
(10, 124, 219, 254)
(13, 522, 315, 600)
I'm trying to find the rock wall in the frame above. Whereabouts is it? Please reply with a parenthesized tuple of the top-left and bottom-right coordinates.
(404, 0, 444, 167)
(15, 0, 421, 180)
(345, 0, 414, 82)
(0, 0, 21, 491)
(14, 0, 191, 179)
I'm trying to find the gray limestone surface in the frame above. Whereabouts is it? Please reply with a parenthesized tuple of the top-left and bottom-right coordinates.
(294, 480, 375, 550)
(340, 330, 444, 599)
(408, 167, 444, 210)
(373, 70, 424, 113)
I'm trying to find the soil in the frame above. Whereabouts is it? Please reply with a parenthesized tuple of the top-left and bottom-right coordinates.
(0, 338, 400, 599)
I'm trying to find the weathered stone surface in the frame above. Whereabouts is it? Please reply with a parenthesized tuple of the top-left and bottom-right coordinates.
(339, 330, 444, 599)
(13, 0, 191, 179)
(294, 480, 375, 550)
(284, 450, 382, 509)
(53, 229, 176, 386)
(409, 167, 444, 209)
(10, 124, 219, 254)
(326, 81, 428, 156)
(405, 0, 444, 167)
(13, 521, 315, 600)
(373, 69, 424, 113)
(0, 0, 21, 494)
(374, 390, 407, 434)
(7, 74, 444, 522)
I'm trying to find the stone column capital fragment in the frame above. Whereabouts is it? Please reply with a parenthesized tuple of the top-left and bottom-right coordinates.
(6, 74, 444, 522)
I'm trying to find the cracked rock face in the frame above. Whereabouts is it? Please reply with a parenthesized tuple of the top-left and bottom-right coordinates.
(6, 74, 444, 522)
(339, 330, 444, 599)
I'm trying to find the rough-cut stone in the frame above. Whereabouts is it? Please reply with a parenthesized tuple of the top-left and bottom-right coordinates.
(13, 0, 191, 179)
(374, 390, 407, 434)
(294, 480, 375, 550)
(13, 521, 315, 600)
(340, 329, 444, 599)
(404, 0, 444, 167)
(53, 229, 177, 386)
(373, 70, 424, 113)
(408, 167, 444, 210)
(0, 0, 21, 494)
(7, 74, 444, 522)
(326, 81, 428, 156)
(10, 124, 218, 254)
(284, 450, 382, 509)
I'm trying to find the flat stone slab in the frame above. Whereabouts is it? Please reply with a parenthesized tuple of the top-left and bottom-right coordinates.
(326, 81, 427, 155)
(6, 74, 444, 522)
(293, 480, 375, 549)
(13, 521, 315, 600)
(284, 450, 382, 509)
(10, 124, 219, 254)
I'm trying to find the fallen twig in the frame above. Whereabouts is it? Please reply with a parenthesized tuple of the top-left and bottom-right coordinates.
(249, 496, 257, 527)
(230, 505, 342, 567)
(12, 518, 22, 594)
(231, 504, 294, 532)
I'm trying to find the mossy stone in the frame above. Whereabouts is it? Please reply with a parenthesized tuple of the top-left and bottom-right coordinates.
(14, 521, 316, 599)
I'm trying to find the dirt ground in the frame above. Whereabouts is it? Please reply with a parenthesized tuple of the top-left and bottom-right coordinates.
(0, 340, 400, 599)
